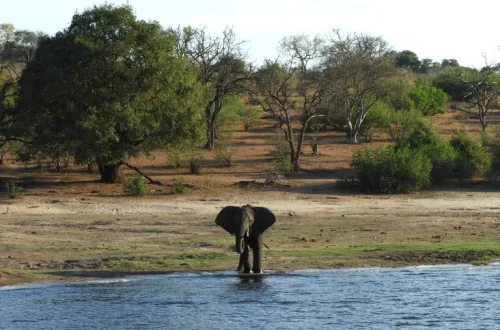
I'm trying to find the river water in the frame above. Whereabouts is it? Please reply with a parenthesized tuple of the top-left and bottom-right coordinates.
(1, 264, 500, 329)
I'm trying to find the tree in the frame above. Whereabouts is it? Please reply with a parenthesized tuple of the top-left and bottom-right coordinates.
(254, 35, 328, 170)
(441, 59, 459, 68)
(395, 50, 420, 72)
(324, 30, 400, 143)
(14, 4, 205, 182)
(170, 26, 254, 150)
(419, 58, 440, 73)
(0, 24, 46, 146)
(432, 66, 470, 101)
(457, 63, 500, 131)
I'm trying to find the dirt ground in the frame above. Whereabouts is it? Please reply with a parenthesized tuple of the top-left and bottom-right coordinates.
(1, 108, 500, 286)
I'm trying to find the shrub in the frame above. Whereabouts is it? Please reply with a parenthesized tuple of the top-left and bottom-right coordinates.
(189, 158, 202, 174)
(432, 67, 469, 101)
(167, 148, 186, 168)
(271, 155, 295, 175)
(236, 106, 260, 131)
(385, 109, 425, 142)
(215, 144, 233, 166)
(395, 117, 440, 150)
(269, 134, 290, 159)
(126, 175, 147, 196)
(487, 139, 500, 181)
(393, 116, 457, 184)
(449, 131, 491, 181)
(358, 101, 391, 142)
(170, 177, 190, 194)
(352, 146, 432, 193)
(184, 148, 203, 174)
(420, 141, 458, 183)
(408, 83, 449, 115)
(5, 182, 23, 199)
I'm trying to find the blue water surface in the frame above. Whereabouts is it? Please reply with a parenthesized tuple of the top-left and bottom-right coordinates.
(1, 264, 500, 329)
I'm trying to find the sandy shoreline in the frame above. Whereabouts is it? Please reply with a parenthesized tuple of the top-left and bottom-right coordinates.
(1, 190, 500, 287)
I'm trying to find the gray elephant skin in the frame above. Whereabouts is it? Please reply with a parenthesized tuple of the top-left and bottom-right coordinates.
(215, 204, 276, 273)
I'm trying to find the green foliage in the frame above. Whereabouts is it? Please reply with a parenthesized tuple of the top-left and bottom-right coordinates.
(449, 131, 491, 181)
(5, 182, 23, 199)
(187, 151, 203, 174)
(216, 94, 259, 135)
(420, 140, 458, 184)
(352, 146, 432, 193)
(167, 147, 186, 168)
(385, 109, 425, 141)
(395, 116, 440, 150)
(358, 101, 391, 141)
(214, 143, 232, 166)
(271, 155, 295, 175)
(125, 175, 147, 196)
(432, 67, 469, 101)
(408, 83, 449, 115)
(14, 4, 205, 181)
(394, 50, 421, 73)
(170, 177, 190, 194)
(393, 114, 458, 183)
(486, 139, 500, 181)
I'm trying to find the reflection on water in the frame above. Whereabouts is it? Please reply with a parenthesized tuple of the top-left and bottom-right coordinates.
(1, 264, 500, 329)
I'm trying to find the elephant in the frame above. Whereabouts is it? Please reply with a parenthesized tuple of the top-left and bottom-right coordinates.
(215, 204, 276, 274)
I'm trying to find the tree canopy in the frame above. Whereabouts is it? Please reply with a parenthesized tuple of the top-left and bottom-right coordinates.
(14, 4, 205, 182)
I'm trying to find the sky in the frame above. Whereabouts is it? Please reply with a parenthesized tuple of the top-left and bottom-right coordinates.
(2, 0, 500, 68)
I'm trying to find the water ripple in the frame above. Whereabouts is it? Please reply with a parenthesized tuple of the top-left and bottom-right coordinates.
(1, 264, 500, 329)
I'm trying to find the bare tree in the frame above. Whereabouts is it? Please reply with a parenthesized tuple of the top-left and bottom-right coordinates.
(456, 61, 500, 132)
(170, 26, 254, 149)
(254, 35, 328, 171)
(323, 30, 398, 144)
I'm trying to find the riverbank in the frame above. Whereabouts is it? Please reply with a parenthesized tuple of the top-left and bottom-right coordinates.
(1, 188, 500, 286)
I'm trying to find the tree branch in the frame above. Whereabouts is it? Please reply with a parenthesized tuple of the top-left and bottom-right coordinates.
(123, 162, 162, 185)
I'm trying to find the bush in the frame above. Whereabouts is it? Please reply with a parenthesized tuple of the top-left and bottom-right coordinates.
(358, 101, 391, 142)
(236, 106, 260, 131)
(487, 139, 500, 181)
(432, 67, 469, 101)
(170, 177, 190, 194)
(449, 131, 491, 181)
(395, 117, 440, 150)
(271, 155, 295, 175)
(393, 116, 458, 183)
(5, 182, 23, 199)
(352, 146, 432, 193)
(408, 83, 449, 115)
(420, 140, 458, 183)
(167, 148, 186, 168)
(385, 110, 425, 142)
(126, 175, 147, 196)
(183, 148, 203, 174)
(215, 144, 233, 166)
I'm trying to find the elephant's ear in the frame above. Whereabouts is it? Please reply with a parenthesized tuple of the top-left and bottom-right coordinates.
(252, 207, 276, 234)
(215, 206, 240, 235)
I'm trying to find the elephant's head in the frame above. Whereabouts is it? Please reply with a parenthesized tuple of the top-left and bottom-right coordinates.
(215, 204, 276, 254)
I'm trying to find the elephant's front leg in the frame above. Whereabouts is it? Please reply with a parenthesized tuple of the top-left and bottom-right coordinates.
(251, 235, 264, 274)
(237, 244, 251, 273)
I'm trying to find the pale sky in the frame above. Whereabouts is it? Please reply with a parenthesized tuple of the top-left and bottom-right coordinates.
(2, 0, 499, 68)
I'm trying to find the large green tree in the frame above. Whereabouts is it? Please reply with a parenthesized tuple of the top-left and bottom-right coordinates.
(14, 4, 205, 182)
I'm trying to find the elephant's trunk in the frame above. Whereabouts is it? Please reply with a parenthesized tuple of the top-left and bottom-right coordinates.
(235, 235, 245, 254)
(236, 226, 248, 254)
